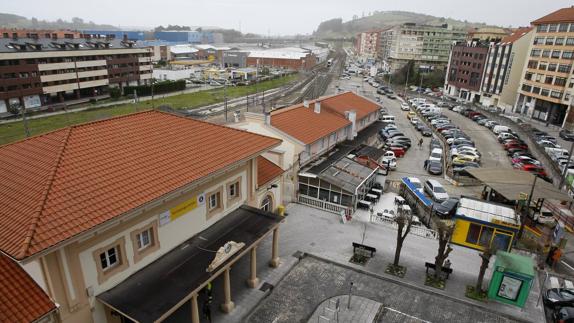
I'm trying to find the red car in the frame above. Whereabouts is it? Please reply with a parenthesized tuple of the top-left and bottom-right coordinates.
(519, 164, 547, 177)
(504, 142, 528, 151)
(387, 147, 406, 158)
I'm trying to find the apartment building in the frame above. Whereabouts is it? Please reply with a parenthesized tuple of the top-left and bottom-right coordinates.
(481, 27, 534, 110)
(0, 28, 81, 40)
(444, 41, 489, 102)
(231, 91, 382, 214)
(379, 23, 467, 73)
(515, 7, 574, 127)
(355, 30, 381, 57)
(0, 37, 152, 115)
(0, 110, 286, 323)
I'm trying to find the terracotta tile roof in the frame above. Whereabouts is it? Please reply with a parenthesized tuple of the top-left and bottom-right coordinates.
(271, 104, 351, 144)
(270, 92, 378, 144)
(257, 156, 284, 187)
(321, 91, 380, 121)
(501, 27, 533, 44)
(0, 111, 281, 260)
(532, 7, 574, 25)
(0, 253, 56, 322)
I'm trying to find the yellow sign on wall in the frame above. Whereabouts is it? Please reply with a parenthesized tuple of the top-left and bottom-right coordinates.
(170, 197, 198, 221)
(159, 193, 206, 226)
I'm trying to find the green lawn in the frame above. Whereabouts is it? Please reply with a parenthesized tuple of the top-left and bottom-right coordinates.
(0, 74, 298, 145)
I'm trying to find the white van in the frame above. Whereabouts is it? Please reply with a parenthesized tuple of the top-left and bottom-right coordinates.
(380, 115, 396, 123)
(546, 147, 569, 159)
(421, 107, 441, 115)
(493, 125, 511, 134)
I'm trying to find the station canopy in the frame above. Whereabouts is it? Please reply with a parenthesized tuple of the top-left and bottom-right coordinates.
(466, 168, 572, 202)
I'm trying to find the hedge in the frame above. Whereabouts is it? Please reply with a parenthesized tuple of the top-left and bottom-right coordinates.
(124, 80, 186, 97)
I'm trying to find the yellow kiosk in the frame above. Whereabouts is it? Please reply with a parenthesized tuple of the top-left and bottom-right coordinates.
(451, 197, 519, 252)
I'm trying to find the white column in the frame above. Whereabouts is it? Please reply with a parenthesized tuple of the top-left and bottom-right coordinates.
(247, 247, 259, 288)
(269, 228, 280, 268)
(220, 268, 235, 313)
(191, 293, 199, 323)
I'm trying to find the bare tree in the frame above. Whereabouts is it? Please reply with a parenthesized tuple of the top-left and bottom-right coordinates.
(434, 220, 455, 279)
(476, 247, 495, 292)
(393, 207, 413, 266)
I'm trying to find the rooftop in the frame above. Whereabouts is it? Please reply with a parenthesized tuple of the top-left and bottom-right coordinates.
(0, 110, 281, 260)
(500, 27, 533, 44)
(257, 156, 284, 187)
(532, 7, 574, 25)
(270, 92, 379, 145)
(455, 197, 519, 226)
(0, 38, 142, 53)
(0, 253, 56, 322)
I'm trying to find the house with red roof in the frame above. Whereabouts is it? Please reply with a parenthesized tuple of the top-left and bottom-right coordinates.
(0, 110, 286, 323)
(231, 91, 383, 213)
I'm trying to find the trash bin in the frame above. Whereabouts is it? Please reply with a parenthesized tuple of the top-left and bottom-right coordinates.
(277, 205, 285, 216)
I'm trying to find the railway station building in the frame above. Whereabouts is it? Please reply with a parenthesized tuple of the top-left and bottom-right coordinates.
(0, 110, 286, 323)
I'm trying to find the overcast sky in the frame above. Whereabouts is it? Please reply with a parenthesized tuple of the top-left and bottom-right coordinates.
(3, 0, 573, 35)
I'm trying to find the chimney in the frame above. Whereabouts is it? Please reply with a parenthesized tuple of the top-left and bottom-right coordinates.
(303, 99, 309, 108)
(264, 112, 271, 125)
(314, 101, 321, 114)
(345, 110, 357, 140)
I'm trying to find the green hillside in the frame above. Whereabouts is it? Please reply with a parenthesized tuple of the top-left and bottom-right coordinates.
(315, 10, 494, 38)
(0, 12, 116, 30)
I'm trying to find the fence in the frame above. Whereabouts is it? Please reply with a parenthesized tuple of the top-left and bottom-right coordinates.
(371, 214, 438, 239)
(545, 200, 574, 231)
(298, 195, 351, 215)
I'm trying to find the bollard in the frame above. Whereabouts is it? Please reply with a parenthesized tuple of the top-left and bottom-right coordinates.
(347, 282, 354, 309)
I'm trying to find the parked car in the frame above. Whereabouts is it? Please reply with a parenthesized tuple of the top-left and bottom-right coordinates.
(507, 147, 529, 156)
(429, 148, 443, 162)
(400, 103, 410, 111)
(407, 177, 424, 193)
(453, 155, 479, 164)
(386, 147, 406, 158)
(420, 127, 432, 137)
(543, 288, 574, 308)
(498, 132, 518, 142)
(424, 179, 449, 202)
(433, 197, 459, 218)
(430, 138, 442, 151)
(511, 156, 541, 166)
(382, 156, 397, 170)
(424, 159, 443, 175)
(553, 306, 574, 323)
(456, 151, 481, 162)
(453, 163, 480, 175)
(560, 129, 574, 141)
(407, 111, 417, 120)
(504, 142, 528, 151)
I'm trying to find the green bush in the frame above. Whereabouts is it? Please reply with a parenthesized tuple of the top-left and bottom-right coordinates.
(109, 87, 122, 100)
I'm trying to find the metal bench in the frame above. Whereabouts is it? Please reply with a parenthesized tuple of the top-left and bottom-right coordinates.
(425, 262, 453, 279)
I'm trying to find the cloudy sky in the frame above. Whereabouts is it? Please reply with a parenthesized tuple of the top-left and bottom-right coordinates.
(3, 0, 573, 35)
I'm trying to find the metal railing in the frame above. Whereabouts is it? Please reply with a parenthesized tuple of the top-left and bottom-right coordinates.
(371, 215, 438, 239)
(298, 195, 350, 215)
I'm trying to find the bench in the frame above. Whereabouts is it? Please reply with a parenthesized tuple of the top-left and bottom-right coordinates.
(352, 242, 377, 258)
(425, 262, 453, 279)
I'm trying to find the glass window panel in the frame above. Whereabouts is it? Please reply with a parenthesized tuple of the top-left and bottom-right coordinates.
(466, 223, 481, 244)
(479, 227, 494, 247)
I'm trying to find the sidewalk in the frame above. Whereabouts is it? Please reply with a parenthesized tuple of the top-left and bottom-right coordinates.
(206, 200, 545, 323)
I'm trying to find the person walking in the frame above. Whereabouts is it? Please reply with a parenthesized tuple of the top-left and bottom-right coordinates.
(552, 247, 563, 270)
(202, 300, 212, 323)
(418, 138, 424, 149)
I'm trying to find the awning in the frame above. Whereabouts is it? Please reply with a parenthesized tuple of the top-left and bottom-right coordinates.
(466, 168, 572, 202)
(307, 121, 383, 174)
(319, 157, 377, 193)
(97, 205, 283, 323)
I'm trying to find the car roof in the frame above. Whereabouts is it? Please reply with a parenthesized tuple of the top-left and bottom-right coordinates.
(426, 179, 442, 186)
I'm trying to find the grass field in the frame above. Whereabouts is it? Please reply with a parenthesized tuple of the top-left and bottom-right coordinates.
(0, 74, 298, 145)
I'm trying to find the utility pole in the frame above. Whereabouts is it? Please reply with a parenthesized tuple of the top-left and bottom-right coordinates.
(517, 175, 538, 240)
(559, 140, 574, 188)
(224, 80, 228, 122)
(20, 103, 30, 137)
(403, 63, 410, 98)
